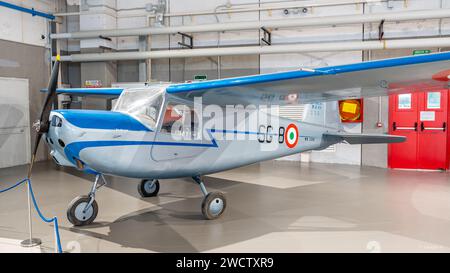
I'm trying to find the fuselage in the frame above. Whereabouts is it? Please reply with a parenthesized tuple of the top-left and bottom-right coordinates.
(44, 85, 337, 179)
(45, 88, 340, 179)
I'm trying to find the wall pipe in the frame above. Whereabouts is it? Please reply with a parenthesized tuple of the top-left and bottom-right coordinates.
(0, 1, 55, 20)
(58, 37, 450, 62)
(51, 8, 450, 40)
(53, 0, 386, 18)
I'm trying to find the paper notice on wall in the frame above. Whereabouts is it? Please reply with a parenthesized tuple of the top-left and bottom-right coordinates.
(420, 111, 435, 121)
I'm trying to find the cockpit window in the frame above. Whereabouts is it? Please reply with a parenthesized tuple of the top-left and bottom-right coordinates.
(113, 84, 169, 130)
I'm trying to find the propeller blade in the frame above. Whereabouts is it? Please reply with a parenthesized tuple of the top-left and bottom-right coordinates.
(38, 56, 60, 134)
(28, 55, 60, 178)
(27, 133, 43, 178)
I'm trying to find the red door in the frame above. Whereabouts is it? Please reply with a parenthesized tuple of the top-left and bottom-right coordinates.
(388, 93, 419, 169)
(388, 90, 449, 170)
(417, 90, 448, 170)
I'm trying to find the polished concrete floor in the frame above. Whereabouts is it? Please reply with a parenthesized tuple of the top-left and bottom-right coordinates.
(1, 160, 450, 253)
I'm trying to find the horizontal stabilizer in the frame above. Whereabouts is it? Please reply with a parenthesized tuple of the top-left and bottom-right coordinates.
(324, 132, 406, 144)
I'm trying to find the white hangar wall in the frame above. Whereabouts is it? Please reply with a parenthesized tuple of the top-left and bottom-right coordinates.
(0, 1, 57, 163)
(0, 0, 56, 47)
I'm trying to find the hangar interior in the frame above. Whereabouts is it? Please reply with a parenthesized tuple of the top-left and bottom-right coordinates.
(1, 0, 450, 253)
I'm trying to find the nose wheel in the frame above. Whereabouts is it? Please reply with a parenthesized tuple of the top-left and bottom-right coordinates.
(67, 174, 106, 226)
(67, 195, 98, 226)
(138, 179, 160, 197)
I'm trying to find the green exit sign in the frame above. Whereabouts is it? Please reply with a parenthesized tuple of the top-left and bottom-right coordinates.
(194, 75, 207, 81)
(413, 49, 432, 55)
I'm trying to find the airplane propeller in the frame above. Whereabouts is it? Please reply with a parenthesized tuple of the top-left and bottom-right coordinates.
(27, 55, 60, 178)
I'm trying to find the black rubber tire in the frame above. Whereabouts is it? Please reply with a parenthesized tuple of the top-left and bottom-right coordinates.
(67, 195, 98, 226)
(201, 192, 226, 220)
(138, 179, 160, 197)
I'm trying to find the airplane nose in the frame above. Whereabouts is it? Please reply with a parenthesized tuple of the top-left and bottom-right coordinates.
(46, 112, 74, 167)
(50, 114, 63, 128)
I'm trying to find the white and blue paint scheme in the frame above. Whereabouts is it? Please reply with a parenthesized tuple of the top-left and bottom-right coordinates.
(42, 52, 450, 225)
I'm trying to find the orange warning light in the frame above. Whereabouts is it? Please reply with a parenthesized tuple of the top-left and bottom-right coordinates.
(339, 99, 363, 123)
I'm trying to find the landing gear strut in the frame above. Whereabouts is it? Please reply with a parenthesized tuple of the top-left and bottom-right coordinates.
(192, 176, 226, 220)
(67, 174, 106, 226)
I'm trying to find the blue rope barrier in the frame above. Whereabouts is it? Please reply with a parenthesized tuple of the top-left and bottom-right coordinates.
(0, 178, 63, 253)
(0, 178, 27, 193)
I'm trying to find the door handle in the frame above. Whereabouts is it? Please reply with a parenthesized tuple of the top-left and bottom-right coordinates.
(421, 122, 447, 132)
(392, 122, 418, 131)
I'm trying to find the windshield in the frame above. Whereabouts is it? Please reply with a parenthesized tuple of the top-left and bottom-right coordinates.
(113, 84, 169, 130)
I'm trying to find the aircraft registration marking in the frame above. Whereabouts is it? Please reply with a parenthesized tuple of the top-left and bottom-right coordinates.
(257, 124, 300, 148)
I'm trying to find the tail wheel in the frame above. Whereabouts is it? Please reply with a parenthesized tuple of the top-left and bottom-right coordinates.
(201, 192, 226, 220)
(67, 195, 98, 226)
(138, 179, 160, 197)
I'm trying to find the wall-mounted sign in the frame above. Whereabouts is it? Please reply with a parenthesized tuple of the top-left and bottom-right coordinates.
(398, 94, 412, 109)
(84, 80, 102, 88)
(412, 49, 431, 55)
(420, 111, 435, 121)
(427, 92, 441, 109)
(194, 75, 207, 81)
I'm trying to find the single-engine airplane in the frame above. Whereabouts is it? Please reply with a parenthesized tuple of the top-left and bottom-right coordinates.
(31, 52, 450, 226)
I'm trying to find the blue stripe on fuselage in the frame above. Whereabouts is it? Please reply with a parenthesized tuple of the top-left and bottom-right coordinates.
(64, 139, 218, 165)
(61, 128, 269, 164)
(54, 110, 151, 131)
(62, 128, 295, 169)
(210, 128, 278, 136)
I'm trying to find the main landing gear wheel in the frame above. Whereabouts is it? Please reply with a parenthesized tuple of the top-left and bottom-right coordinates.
(138, 179, 160, 197)
(67, 195, 98, 226)
(201, 192, 227, 220)
(192, 176, 227, 220)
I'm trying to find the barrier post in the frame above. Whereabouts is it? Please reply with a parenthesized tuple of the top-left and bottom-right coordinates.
(20, 179, 42, 247)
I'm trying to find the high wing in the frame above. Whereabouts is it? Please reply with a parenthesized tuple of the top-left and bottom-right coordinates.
(41, 87, 124, 98)
(166, 52, 450, 106)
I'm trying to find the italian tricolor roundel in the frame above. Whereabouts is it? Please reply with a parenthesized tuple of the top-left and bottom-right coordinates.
(285, 124, 299, 148)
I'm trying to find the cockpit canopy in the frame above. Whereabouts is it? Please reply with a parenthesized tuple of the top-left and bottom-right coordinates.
(113, 83, 169, 130)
